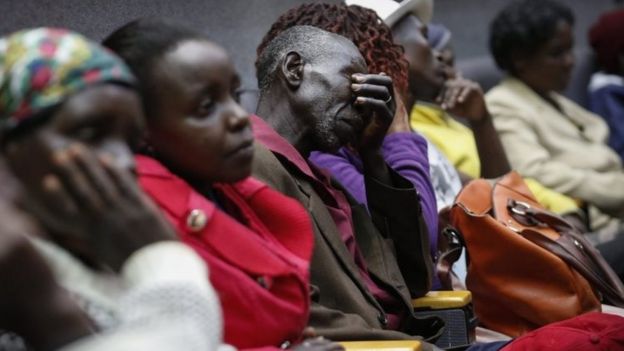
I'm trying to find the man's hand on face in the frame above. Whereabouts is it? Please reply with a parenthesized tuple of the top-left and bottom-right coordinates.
(350, 73, 396, 156)
(41, 144, 176, 271)
(436, 77, 488, 124)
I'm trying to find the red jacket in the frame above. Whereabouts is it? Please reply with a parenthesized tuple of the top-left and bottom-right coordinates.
(136, 155, 314, 349)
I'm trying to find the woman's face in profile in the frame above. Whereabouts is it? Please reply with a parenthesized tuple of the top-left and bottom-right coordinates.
(515, 19, 575, 93)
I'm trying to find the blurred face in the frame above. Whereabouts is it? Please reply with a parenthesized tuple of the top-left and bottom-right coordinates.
(394, 15, 448, 102)
(437, 44, 458, 79)
(146, 40, 252, 183)
(297, 39, 369, 152)
(3, 84, 143, 236)
(514, 20, 575, 93)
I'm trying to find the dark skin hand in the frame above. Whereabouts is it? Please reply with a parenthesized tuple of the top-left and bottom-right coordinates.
(436, 77, 511, 178)
(386, 89, 412, 135)
(351, 72, 396, 185)
(40, 144, 176, 271)
(0, 166, 93, 351)
(2, 84, 170, 271)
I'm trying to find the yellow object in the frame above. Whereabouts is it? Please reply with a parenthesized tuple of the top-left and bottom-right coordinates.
(523, 178, 581, 214)
(410, 103, 580, 214)
(339, 341, 422, 351)
(410, 103, 481, 179)
(412, 290, 472, 310)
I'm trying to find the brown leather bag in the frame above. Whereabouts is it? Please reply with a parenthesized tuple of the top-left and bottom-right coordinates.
(443, 172, 624, 337)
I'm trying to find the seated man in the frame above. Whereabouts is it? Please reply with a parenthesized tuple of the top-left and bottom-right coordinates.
(255, 2, 441, 271)
(253, 25, 443, 346)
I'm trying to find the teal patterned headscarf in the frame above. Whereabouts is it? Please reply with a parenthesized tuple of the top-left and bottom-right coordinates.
(0, 27, 135, 134)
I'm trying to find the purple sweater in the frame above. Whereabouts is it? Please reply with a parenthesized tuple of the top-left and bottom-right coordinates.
(309, 132, 439, 262)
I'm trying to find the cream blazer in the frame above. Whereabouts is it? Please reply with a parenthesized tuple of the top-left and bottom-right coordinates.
(486, 77, 624, 227)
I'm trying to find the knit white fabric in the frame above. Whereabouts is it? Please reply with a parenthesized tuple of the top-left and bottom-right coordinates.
(29, 240, 234, 351)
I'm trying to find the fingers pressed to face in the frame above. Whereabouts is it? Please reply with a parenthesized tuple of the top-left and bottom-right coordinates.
(52, 147, 105, 212)
(447, 85, 463, 109)
(351, 83, 391, 101)
(438, 80, 463, 109)
(41, 174, 78, 216)
(457, 85, 473, 103)
(99, 154, 144, 205)
(70, 145, 120, 206)
(352, 73, 393, 86)
(438, 78, 483, 109)
(354, 97, 393, 122)
(352, 73, 396, 116)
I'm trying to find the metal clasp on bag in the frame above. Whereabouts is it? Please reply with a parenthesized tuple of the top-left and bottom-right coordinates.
(442, 226, 465, 249)
(508, 199, 533, 215)
(507, 199, 541, 226)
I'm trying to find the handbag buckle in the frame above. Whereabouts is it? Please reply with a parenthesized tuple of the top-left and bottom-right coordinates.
(507, 199, 541, 226)
(508, 200, 531, 216)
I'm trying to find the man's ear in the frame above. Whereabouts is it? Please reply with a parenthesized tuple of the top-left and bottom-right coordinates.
(281, 51, 304, 90)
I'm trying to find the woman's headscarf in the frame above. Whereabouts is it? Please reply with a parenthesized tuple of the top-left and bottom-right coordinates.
(0, 27, 135, 134)
(589, 10, 624, 74)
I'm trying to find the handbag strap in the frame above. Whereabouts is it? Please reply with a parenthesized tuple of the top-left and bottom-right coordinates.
(508, 199, 624, 307)
(436, 226, 465, 290)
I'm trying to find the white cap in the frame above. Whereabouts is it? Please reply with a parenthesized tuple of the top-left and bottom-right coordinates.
(345, 0, 434, 27)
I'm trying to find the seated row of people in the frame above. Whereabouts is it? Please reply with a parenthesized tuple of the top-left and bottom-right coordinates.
(0, 0, 623, 350)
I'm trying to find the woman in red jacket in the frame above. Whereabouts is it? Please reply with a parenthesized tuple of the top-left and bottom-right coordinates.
(104, 19, 340, 351)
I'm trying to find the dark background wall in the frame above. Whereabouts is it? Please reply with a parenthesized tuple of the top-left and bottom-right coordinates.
(1, 0, 619, 103)
(0, 0, 339, 100)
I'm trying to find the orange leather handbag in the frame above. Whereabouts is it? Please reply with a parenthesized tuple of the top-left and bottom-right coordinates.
(443, 172, 624, 337)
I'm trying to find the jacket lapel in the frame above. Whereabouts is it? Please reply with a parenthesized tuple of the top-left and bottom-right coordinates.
(264, 148, 385, 310)
(338, 183, 414, 310)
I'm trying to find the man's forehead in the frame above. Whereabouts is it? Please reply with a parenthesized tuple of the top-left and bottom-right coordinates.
(322, 35, 367, 68)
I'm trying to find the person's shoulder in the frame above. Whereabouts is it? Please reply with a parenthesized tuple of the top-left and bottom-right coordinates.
(485, 78, 526, 105)
(251, 142, 302, 195)
(230, 176, 270, 199)
(135, 154, 176, 179)
(486, 79, 538, 124)
(589, 71, 624, 93)
(555, 92, 607, 126)
(135, 155, 197, 219)
(252, 142, 287, 178)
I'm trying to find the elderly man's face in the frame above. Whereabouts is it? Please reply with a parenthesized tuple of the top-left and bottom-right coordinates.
(296, 38, 369, 152)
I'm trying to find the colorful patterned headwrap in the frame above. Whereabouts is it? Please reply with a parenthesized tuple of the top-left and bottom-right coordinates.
(0, 27, 135, 134)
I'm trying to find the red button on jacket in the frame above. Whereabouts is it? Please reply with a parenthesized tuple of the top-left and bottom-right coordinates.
(137, 155, 314, 349)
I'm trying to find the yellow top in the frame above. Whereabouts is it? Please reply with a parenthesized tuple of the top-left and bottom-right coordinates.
(412, 290, 472, 310)
(339, 341, 422, 351)
(410, 103, 579, 214)
(410, 103, 482, 178)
